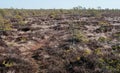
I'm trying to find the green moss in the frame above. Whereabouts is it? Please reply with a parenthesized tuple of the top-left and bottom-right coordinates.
(2, 60, 14, 67)
(99, 21, 110, 26)
(74, 31, 89, 43)
(14, 14, 25, 25)
(112, 44, 120, 51)
(83, 49, 92, 56)
(94, 48, 103, 55)
(104, 58, 120, 72)
(98, 37, 107, 42)
(0, 19, 12, 31)
(97, 57, 120, 72)
(113, 32, 120, 40)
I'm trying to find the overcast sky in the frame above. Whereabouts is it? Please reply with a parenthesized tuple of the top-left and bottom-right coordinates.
(0, 0, 119, 9)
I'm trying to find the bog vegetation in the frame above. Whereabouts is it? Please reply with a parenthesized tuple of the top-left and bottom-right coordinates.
(0, 7, 120, 73)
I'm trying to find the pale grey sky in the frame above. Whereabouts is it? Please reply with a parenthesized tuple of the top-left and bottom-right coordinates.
(0, 0, 119, 9)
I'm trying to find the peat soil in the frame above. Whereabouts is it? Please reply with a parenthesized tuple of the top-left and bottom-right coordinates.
(0, 14, 120, 73)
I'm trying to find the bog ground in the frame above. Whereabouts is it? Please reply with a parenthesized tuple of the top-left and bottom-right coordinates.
(0, 9, 120, 73)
